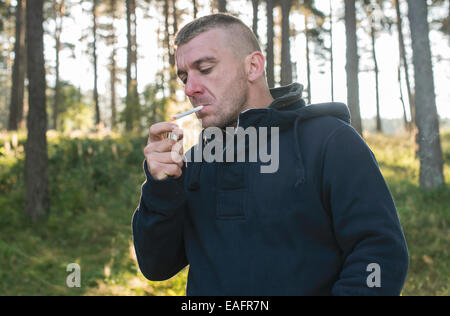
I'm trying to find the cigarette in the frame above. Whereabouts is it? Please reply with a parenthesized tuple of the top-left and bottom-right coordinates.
(170, 106, 204, 121)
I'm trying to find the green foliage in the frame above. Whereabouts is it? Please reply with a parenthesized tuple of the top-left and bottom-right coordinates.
(122, 80, 141, 132)
(0, 131, 448, 295)
(429, 0, 450, 36)
(141, 72, 170, 125)
(365, 131, 450, 296)
(0, 132, 150, 295)
(47, 81, 95, 132)
(121, 71, 170, 134)
(0, 0, 13, 33)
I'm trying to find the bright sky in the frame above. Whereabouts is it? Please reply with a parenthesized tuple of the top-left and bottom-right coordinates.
(47, 0, 450, 120)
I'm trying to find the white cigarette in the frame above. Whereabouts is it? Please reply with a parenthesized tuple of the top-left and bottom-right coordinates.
(170, 106, 204, 121)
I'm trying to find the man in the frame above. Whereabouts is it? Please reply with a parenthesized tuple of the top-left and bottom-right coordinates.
(132, 13, 409, 296)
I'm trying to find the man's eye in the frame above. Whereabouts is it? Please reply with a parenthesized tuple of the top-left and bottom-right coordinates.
(200, 68, 212, 74)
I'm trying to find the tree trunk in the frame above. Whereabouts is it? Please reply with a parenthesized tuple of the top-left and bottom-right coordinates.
(407, 0, 444, 189)
(109, 0, 118, 130)
(171, 0, 178, 96)
(394, 0, 415, 132)
(252, 0, 259, 39)
(344, 0, 362, 136)
(448, 0, 450, 43)
(172, 0, 178, 35)
(8, 0, 26, 131)
(125, 0, 140, 131)
(398, 62, 409, 130)
(193, 0, 197, 19)
(92, 0, 100, 126)
(280, 0, 292, 86)
(163, 0, 176, 98)
(164, 0, 172, 69)
(110, 49, 117, 129)
(53, 31, 61, 131)
(218, 0, 227, 12)
(266, 0, 275, 88)
(305, 14, 312, 104)
(370, 22, 381, 133)
(25, 0, 49, 222)
(329, 0, 334, 102)
(53, 0, 65, 131)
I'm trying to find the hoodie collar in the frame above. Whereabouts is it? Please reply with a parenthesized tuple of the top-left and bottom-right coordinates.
(269, 82, 305, 110)
(235, 83, 305, 130)
(189, 83, 351, 191)
(237, 82, 351, 129)
(204, 82, 350, 142)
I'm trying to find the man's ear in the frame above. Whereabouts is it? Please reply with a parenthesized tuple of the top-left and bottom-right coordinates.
(245, 51, 266, 82)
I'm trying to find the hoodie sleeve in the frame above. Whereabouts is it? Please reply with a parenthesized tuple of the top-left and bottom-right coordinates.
(321, 124, 409, 296)
(132, 160, 188, 281)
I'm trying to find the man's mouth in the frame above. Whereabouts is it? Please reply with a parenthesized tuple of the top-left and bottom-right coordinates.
(194, 104, 210, 118)
(197, 104, 210, 112)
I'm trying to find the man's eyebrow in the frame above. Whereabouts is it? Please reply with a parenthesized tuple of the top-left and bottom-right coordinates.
(177, 56, 218, 77)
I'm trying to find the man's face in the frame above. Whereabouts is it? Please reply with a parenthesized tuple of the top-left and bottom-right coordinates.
(175, 28, 249, 129)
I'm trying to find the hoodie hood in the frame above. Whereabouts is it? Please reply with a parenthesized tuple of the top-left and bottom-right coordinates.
(268, 83, 350, 187)
(187, 83, 351, 190)
(236, 82, 351, 131)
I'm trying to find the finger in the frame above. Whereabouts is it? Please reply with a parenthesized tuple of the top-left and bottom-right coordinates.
(148, 160, 182, 180)
(171, 139, 184, 155)
(170, 148, 185, 166)
(146, 138, 177, 153)
(147, 151, 184, 167)
(148, 122, 179, 143)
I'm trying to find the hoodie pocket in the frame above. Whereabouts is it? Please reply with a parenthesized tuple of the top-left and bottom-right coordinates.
(216, 188, 247, 220)
(215, 162, 248, 219)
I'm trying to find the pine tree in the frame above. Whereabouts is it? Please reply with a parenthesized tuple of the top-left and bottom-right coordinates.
(407, 0, 445, 189)
(8, 0, 26, 131)
(25, 0, 49, 222)
(344, 0, 363, 136)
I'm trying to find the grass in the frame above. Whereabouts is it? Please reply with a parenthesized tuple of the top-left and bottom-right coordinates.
(0, 130, 448, 296)
(365, 131, 450, 296)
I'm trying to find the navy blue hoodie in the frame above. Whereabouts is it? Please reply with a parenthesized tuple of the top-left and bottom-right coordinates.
(132, 83, 409, 296)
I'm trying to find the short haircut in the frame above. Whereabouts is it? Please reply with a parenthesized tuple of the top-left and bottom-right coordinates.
(174, 13, 262, 59)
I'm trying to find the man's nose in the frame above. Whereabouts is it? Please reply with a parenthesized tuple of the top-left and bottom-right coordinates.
(185, 74, 204, 97)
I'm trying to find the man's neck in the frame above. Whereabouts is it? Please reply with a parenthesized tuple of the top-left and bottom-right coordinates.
(242, 87, 274, 112)
(227, 89, 274, 129)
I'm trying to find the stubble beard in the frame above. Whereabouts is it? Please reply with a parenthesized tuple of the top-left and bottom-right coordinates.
(202, 71, 248, 130)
